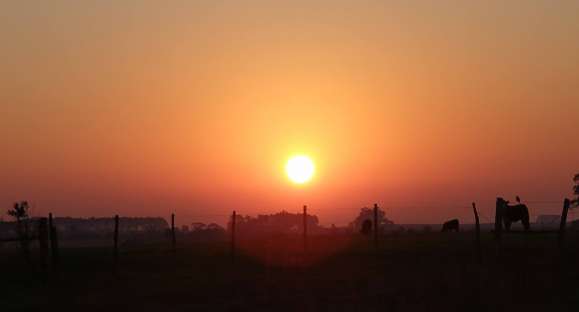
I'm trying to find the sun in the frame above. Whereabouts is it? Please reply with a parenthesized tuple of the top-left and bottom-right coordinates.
(285, 155, 315, 184)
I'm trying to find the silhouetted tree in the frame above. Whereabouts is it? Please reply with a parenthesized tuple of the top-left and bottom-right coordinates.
(8, 201, 29, 221)
(350, 206, 394, 233)
(191, 222, 206, 231)
(207, 223, 224, 231)
(7, 201, 31, 263)
(227, 211, 320, 236)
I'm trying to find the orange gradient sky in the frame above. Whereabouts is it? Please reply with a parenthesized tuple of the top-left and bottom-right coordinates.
(1, 1, 578, 225)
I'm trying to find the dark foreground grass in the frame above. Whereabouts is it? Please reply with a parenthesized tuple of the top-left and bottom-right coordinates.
(2, 232, 579, 311)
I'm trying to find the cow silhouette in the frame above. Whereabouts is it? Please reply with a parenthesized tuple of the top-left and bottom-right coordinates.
(361, 219, 372, 235)
(497, 197, 530, 231)
(441, 219, 459, 232)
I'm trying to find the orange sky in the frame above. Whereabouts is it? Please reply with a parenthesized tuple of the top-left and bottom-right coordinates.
(1, 1, 578, 225)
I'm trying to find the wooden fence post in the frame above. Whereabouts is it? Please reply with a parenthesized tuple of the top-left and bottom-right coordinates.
(494, 198, 503, 241)
(373, 203, 379, 250)
(231, 211, 236, 264)
(48, 213, 59, 271)
(472, 202, 481, 262)
(37, 218, 49, 274)
(558, 198, 571, 252)
(48, 213, 53, 246)
(113, 215, 119, 273)
(171, 213, 176, 253)
(303, 205, 308, 255)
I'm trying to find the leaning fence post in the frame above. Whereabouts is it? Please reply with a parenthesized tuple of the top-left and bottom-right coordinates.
(171, 213, 176, 253)
(48, 213, 59, 272)
(37, 218, 49, 275)
(113, 215, 119, 273)
(472, 202, 481, 262)
(231, 211, 236, 264)
(494, 198, 504, 259)
(558, 198, 571, 252)
(373, 203, 379, 251)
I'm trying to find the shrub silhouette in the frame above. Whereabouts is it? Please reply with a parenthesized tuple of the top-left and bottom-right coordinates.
(8, 201, 29, 221)
(7, 201, 31, 264)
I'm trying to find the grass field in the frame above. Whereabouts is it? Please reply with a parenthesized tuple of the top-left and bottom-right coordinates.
(2, 232, 579, 311)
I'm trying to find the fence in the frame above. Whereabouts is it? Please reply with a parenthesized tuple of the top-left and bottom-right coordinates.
(1, 197, 576, 280)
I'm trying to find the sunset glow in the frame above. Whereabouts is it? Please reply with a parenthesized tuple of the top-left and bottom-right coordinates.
(0, 1, 578, 226)
(3, 2, 579, 309)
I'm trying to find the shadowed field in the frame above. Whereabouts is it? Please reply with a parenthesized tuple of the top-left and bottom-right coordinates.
(2, 232, 579, 311)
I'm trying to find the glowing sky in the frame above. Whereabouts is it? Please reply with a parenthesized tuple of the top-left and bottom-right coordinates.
(1, 1, 578, 225)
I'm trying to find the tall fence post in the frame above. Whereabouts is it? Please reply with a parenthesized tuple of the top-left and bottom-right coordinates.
(48, 213, 59, 271)
(23, 218, 30, 262)
(113, 215, 119, 274)
(472, 202, 481, 263)
(558, 198, 571, 252)
(494, 198, 503, 242)
(171, 213, 176, 253)
(231, 211, 236, 264)
(373, 203, 379, 251)
(48, 212, 53, 240)
(303, 205, 308, 255)
(494, 198, 505, 260)
(37, 218, 49, 275)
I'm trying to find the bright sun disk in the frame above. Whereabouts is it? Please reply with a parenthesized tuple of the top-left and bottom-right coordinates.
(285, 155, 315, 184)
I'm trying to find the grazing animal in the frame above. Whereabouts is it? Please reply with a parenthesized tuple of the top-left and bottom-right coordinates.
(441, 219, 459, 232)
(361, 219, 372, 235)
(497, 197, 530, 231)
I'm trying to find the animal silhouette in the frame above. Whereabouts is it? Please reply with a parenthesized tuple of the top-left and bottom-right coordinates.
(361, 219, 372, 235)
(441, 219, 459, 232)
(497, 197, 530, 231)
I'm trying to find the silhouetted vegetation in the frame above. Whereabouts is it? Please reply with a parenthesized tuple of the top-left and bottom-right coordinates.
(349, 206, 394, 234)
(226, 210, 322, 237)
(8, 201, 29, 221)
(441, 219, 459, 232)
(184, 222, 226, 241)
(7, 201, 31, 263)
(360, 219, 372, 235)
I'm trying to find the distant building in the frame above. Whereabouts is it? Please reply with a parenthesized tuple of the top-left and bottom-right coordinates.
(0, 217, 169, 239)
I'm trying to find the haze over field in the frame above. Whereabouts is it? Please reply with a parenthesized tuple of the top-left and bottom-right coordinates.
(1, 1, 578, 225)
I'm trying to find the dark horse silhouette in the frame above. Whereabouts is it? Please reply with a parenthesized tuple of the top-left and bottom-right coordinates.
(441, 219, 459, 232)
(497, 197, 530, 231)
